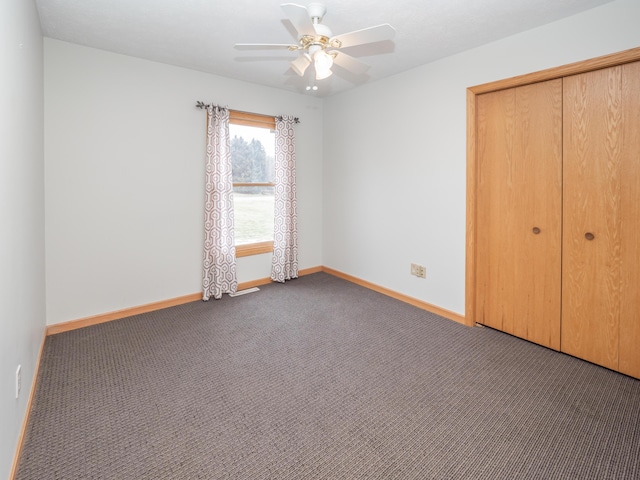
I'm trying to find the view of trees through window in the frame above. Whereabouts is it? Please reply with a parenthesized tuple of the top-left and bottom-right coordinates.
(230, 123, 275, 246)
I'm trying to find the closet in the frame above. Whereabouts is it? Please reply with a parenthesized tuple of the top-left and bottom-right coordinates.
(467, 49, 640, 380)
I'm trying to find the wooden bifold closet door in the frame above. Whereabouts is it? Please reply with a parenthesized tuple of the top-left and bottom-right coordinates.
(475, 79, 563, 351)
(562, 61, 640, 378)
(473, 59, 640, 379)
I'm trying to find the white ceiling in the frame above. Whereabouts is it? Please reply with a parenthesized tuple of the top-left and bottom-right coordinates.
(35, 0, 614, 97)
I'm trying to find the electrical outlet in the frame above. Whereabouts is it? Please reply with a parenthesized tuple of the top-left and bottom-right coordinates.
(417, 265, 426, 278)
(15, 364, 21, 399)
(410, 263, 426, 279)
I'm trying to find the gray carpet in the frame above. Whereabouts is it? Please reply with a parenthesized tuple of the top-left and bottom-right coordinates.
(16, 272, 640, 479)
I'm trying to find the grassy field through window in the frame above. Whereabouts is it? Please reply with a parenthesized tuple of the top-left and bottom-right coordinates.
(233, 192, 275, 245)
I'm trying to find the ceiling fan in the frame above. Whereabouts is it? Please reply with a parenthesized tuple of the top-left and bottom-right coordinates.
(235, 3, 396, 87)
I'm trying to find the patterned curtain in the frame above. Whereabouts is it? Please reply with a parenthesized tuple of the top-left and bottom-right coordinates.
(202, 105, 237, 300)
(271, 116, 299, 282)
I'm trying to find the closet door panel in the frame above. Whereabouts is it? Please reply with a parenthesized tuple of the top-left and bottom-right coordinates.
(476, 80, 562, 349)
(476, 88, 516, 333)
(513, 80, 562, 349)
(619, 61, 640, 378)
(562, 66, 623, 371)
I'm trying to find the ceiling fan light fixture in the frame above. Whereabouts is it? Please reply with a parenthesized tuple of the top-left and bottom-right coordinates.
(291, 53, 311, 76)
(313, 50, 333, 80)
(236, 4, 396, 88)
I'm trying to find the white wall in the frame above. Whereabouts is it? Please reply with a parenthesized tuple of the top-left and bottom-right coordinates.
(0, 0, 46, 477)
(323, 0, 640, 316)
(44, 39, 323, 325)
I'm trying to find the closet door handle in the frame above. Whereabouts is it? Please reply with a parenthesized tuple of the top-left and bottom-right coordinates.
(532, 227, 541, 234)
(585, 232, 595, 241)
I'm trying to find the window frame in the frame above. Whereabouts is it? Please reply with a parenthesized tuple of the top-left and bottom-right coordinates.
(229, 110, 276, 258)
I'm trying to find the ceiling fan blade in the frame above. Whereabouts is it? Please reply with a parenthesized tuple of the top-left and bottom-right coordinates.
(281, 3, 316, 37)
(331, 24, 396, 49)
(290, 54, 311, 76)
(235, 43, 296, 50)
(331, 51, 370, 76)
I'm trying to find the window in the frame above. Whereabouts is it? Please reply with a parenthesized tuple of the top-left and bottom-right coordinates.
(229, 111, 276, 257)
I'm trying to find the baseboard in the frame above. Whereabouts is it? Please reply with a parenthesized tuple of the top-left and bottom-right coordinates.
(46, 266, 325, 336)
(321, 267, 467, 325)
(44, 266, 463, 336)
(46, 292, 203, 336)
(10, 332, 46, 480)
(236, 266, 323, 290)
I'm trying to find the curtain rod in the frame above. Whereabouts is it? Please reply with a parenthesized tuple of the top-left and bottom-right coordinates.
(195, 101, 300, 124)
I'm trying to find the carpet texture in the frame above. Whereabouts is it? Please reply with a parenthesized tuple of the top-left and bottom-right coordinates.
(16, 272, 640, 479)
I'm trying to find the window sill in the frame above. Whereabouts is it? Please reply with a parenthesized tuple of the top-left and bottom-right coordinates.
(236, 241, 274, 258)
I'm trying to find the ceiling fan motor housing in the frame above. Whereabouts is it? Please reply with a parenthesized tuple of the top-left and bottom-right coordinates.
(307, 3, 332, 41)
(307, 3, 327, 22)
